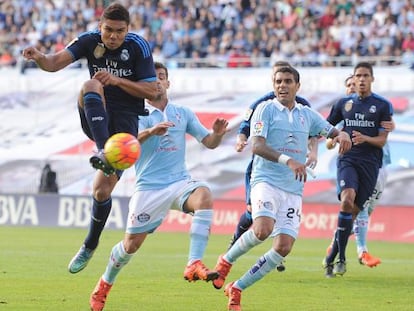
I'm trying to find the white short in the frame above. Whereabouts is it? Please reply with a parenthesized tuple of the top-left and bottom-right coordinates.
(126, 178, 209, 234)
(250, 182, 302, 239)
(363, 167, 388, 214)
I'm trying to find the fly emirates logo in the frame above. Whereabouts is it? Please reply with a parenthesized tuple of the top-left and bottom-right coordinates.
(345, 113, 375, 128)
(92, 59, 132, 77)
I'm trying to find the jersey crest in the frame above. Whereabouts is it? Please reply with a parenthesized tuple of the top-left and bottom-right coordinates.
(345, 100, 353, 112)
(93, 43, 105, 59)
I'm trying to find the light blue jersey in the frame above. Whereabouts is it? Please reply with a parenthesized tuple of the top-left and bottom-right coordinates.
(135, 102, 210, 190)
(250, 99, 334, 196)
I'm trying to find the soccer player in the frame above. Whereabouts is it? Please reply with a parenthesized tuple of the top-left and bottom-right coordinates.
(89, 62, 229, 311)
(325, 75, 395, 269)
(229, 61, 318, 272)
(323, 62, 393, 278)
(22, 3, 158, 274)
(212, 66, 351, 311)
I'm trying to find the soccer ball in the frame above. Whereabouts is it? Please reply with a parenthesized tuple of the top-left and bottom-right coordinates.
(104, 133, 141, 170)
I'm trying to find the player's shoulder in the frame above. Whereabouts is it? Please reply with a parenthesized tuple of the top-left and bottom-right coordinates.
(249, 91, 275, 108)
(295, 95, 311, 107)
(125, 32, 152, 57)
(370, 92, 393, 106)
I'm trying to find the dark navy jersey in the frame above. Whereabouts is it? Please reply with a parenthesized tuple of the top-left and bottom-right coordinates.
(66, 30, 156, 115)
(327, 92, 393, 164)
(238, 91, 311, 137)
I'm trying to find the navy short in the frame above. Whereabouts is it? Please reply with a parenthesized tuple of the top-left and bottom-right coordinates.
(78, 106, 139, 141)
(336, 156, 380, 210)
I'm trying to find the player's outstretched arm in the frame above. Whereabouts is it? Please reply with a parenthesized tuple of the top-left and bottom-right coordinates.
(22, 47, 73, 72)
(202, 118, 229, 149)
(138, 121, 174, 143)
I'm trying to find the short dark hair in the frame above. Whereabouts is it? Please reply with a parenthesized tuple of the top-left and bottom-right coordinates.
(273, 61, 291, 68)
(344, 75, 354, 86)
(102, 3, 130, 25)
(274, 66, 300, 83)
(154, 62, 168, 78)
(354, 62, 373, 76)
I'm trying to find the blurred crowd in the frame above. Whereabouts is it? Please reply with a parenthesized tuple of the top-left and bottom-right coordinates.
(2, 0, 414, 71)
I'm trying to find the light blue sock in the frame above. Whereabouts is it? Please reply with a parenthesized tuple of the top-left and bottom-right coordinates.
(102, 241, 134, 284)
(354, 208, 369, 255)
(225, 229, 262, 264)
(235, 248, 284, 291)
(188, 209, 213, 263)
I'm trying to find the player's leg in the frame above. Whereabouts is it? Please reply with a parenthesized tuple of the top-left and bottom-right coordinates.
(68, 172, 119, 273)
(225, 189, 300, 310)
(78, 80, 115, 175)
(90, 232, 148, 311)
(182, 182, 218, 282)
(356, 168, 386, 267)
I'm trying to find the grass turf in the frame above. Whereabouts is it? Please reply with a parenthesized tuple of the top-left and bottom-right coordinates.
(0, 226, 413, 310)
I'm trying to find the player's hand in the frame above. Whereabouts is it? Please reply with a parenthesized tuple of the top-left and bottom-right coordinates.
(93, 71, 119, 86)
(305, 151, 317, 169)
(235, 134, 248, 152)
(326, 138, 336, 150)
(381, 120, 395, 132)
(286, 158, 309, 183)
(212, 118, 229, 136)
(351, 130, 367, 145)
(150, 121, 175, 136)
(337, 131, 352, 154)
(22, 47, 43, 61)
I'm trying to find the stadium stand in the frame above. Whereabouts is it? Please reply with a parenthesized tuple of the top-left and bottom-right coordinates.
(1, 0, 414, 70)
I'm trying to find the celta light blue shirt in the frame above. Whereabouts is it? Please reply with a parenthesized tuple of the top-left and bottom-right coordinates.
(135, 102, 210, 190)
(250, 99, 334, 196)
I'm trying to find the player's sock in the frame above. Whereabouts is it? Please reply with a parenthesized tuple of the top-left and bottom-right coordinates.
(336, 211, 353, 262)
(225, 229, 262, 263)
(188, 209, 213, 264)
(103, 241, 133, 284)
(234, 210, 252, 240)
(83, 92, 109, 149)
(84, 197, 112, 250)
(235, 248, 284, 290)
(326, 230, 339, 264)
(354, 208, 369, 255)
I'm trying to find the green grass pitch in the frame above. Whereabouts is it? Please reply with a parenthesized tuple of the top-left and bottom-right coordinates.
(0, 226, 413, 310)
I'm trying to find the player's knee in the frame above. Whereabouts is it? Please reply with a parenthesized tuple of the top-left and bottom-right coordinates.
(82, 79, 104, 95)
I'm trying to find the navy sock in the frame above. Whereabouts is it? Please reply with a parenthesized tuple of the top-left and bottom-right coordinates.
(326, 230, 339, 264)
(83, 92, 109, 149)
(84, 197, 112, 250)
(337, 211, 353, 262)
(234, 210, 253, 240)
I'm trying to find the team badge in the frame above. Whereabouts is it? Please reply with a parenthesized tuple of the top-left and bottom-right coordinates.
(93, 43, 106, 59)
(120, 49, 130, 61)
(253, 121, 264, 135)
(369, 105, 376, 113)
(344, 100, 353, 112)
(244, 108, 253, 121)
(137, 213, 150, 223)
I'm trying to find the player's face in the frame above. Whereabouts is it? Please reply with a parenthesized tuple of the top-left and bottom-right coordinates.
(353, 67, 374, 96)
(345, 77, 356, 95)
(154, 68, 170, 101)
(273, 72, 300, 107)
(99, 19, 128, 50)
